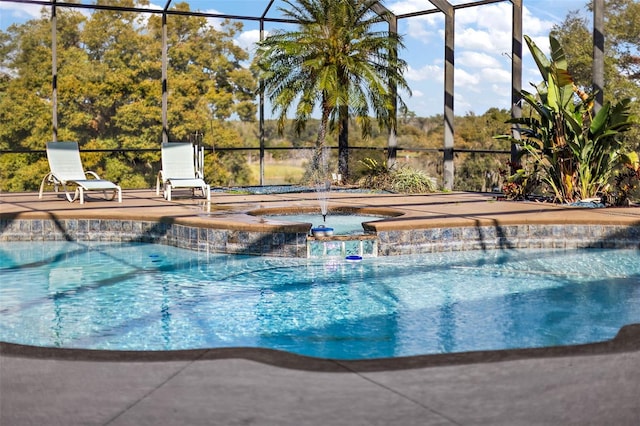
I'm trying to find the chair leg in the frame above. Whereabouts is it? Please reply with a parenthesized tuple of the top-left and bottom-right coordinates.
(166, 184, 172, 201)
(62, 184, 79, 203)
(102, 187, 122, 202)
(38, 174, 50, 199)
(79, 187, 85, 204)
(156, 172, 162, 196)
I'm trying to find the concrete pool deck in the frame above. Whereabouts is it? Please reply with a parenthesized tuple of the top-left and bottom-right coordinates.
(1, 189, 640, 425)
(3, 188, 640, 228)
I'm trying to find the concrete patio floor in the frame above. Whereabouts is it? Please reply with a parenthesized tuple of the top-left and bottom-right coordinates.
(1, 189, 639, 425)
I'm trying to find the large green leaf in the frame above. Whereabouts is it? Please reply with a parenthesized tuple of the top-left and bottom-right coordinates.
(549, 36, 568, 71)
(589, 102, 610, 135)
(524, 35, 550, 83)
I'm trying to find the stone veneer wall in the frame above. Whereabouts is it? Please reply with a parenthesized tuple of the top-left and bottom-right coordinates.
(0, 218, 309, 257)
(1, 218, 639, 257)
(377, 224, 640, 255)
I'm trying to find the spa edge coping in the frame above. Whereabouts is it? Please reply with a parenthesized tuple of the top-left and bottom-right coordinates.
(2, 201, 640, 231)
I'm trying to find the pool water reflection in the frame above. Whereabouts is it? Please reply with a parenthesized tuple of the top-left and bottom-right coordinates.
(1, 241, 639, 359)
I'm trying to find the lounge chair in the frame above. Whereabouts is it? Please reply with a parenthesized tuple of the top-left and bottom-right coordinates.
(156, 142, 211, 201)
(39, 141, 122, 204)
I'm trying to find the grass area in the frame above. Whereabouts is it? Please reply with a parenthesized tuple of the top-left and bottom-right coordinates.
(248, 163, 306, 185)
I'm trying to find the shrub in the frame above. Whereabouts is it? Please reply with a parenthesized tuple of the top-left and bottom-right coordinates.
(498, 161, 541, 200)
(603, 152, 640, 206)
(391, 166, 437, 193)
(357, 157, 436, 193)
(357, 158, 393, 189)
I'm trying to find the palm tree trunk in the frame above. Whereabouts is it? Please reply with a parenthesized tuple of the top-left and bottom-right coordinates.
(338, 105, 349, 181)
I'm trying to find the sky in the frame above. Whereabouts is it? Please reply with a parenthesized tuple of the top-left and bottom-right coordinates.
(0, 0, 592, 117)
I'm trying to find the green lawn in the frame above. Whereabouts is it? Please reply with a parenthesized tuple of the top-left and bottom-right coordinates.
(248, 163, 306, 185)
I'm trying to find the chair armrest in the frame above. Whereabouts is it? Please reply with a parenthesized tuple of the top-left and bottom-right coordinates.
(85, 171, 101, 180)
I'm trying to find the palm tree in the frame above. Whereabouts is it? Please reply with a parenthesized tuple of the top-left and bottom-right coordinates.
(256, 0, 410, 182)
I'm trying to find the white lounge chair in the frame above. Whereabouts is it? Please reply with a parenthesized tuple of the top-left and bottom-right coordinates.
(39, 141, 122, 204)
(156, 142, 211, 201)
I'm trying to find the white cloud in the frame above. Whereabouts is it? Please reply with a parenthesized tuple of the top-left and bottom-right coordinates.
(202, 8, 237, 31)
(147, 2, 164, 11)
(403, 17, 440, 43)
(390, 0, 443, 46)
(456, 27, 511, 53)
(0, 2, 42, 21)
(236, 29, 261, 53)
(456, 2, 513, 33)
(490, 83, 505, 94)
(454, 68, 481, 90)
(405, 64, 442, 83)
(522, 3, 564, 35)
(454, 92, 473, 113)
(387, 0, 440, 16)
(478, 67, 511, 84)
(457, 51, 501, 69)
(522, 0, 589, 34)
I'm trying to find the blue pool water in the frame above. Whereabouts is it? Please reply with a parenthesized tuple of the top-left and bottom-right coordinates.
(264, 214, 384, 235)
(1, 241, 639, 359)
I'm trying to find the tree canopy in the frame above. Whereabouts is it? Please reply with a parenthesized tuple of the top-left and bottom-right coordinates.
(551, 0, 640, 152)
(255, 0, 410, 181)
(0, 0, 256, 190)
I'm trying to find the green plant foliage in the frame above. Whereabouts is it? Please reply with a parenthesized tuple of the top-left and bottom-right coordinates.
(0, 2, 255, 191)
(550, 0, 640, 154)
(391, 167, 437, 194)
(497, 34, 637, 203)
(255, 0, 410, 180)
(498, 161, 541, 200)
(356, 157, 392, 189)
(605, 152, 640, 206)
(356, 157, 436, 193)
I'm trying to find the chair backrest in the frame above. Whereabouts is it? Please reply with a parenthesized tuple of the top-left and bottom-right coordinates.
(46, 142, 87, 181)
(161, 142, 196, 179)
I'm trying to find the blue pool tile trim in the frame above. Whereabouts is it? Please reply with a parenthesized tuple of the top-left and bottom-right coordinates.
(1, 218, 639, 257)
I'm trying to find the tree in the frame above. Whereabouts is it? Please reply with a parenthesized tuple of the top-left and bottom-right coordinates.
(152, 5, 257, 139)
(0, 9, 64, 191)
(0, 1, 256, 191)
(551, 0, 640, 152)
(256, 0, 410, 182)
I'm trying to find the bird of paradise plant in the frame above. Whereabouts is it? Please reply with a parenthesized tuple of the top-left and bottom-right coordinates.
(498, 35, 637, 203)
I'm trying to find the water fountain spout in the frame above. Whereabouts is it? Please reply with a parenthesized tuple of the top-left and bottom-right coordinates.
(315, 179, 331, 222)
(311, 145, 332, 224)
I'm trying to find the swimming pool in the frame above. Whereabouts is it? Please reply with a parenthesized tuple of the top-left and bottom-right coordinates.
(1, 241, 639, 359)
